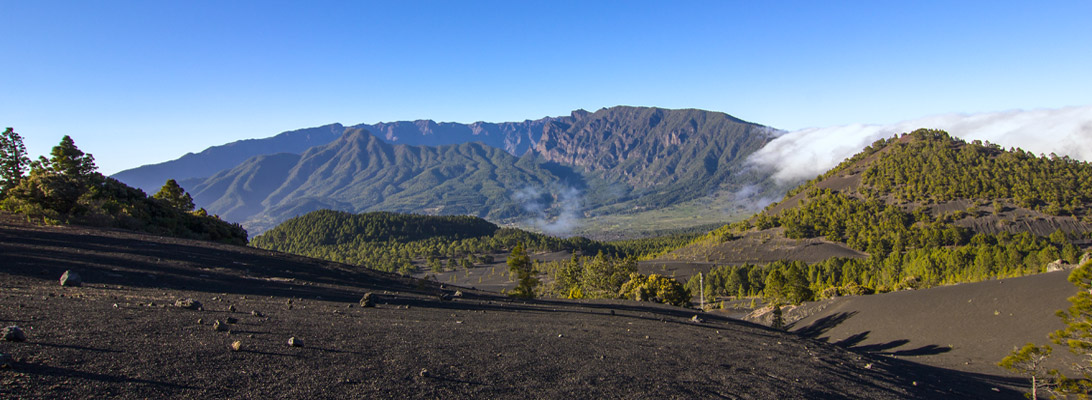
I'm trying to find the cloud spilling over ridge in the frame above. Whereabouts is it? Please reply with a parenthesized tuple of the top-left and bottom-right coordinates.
(748, 106, 1092, 184)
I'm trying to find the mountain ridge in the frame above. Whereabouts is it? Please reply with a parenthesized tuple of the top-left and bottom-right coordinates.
(145, 106, 780, 237)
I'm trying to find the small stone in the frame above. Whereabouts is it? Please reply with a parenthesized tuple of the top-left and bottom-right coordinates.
(113, 303, 119, 308)
(197, 319, 204, 324)
(359, 293, 376, 308)
(250, 310, 263, 317)
(558, 334, 563, 338)
(453, 290, 463, 298)
(227, 305, 236, 313)
(419, 368, 430, 378)
(0, 353, 10, 369)
(2, 326, 26, 342)
(864, 363, 873, 369)
(691, 315, 704, 323)
(438, 293, 453, 301)
(230, 341, 242, 352)
(288, 337, 303, 347)
(59, 270, 82, 287)
(225, 317, 238, 324)
(174, 298, 202, 310)
(213, 320, 226, 332)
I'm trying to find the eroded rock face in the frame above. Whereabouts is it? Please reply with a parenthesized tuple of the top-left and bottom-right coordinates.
(2, 326, 26, 342)
(59, 270, 82, 287)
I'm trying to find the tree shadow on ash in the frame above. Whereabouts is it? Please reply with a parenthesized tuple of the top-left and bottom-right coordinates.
(33, 342, 122, 353)
(792, 312, 952, 356)
(13, 361, 197, 390)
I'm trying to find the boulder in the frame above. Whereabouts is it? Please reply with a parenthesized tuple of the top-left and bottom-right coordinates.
(174, 298, 202, 310)
(2, 326, 26, 342)
(359, 293, 376, 307)
(59, 270, 82, 287)
(1046, 259, 1072, 272)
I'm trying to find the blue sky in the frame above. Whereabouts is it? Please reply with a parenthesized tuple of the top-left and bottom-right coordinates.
(2, 1, 1090, 175)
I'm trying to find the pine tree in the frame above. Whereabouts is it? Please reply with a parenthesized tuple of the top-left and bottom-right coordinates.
(0, 127, 30, 197)
(153, 179, 195, 212)
(1048, 258, 1092, 395)
(507, 244, 538, 298)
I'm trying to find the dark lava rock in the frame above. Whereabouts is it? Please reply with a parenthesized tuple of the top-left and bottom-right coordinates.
(288, 337, 303, 347)
(359, 293, 376, 307)
(59, 270, 82, 287)
(2, 326, 26, 342)
(174, 298, 202, 310)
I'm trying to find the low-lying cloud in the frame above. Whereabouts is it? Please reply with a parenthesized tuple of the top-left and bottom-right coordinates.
(514, 185, 582, 237)
(749, 105, 1092, 184)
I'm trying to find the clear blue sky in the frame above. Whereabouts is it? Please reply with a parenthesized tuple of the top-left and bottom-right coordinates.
(2, 1, 1090, 174)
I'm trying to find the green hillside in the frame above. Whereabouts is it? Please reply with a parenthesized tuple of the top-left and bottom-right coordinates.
(672, 129, 1091, 302)
(184, 106, 779, 238)
(250, 210, 611, 274)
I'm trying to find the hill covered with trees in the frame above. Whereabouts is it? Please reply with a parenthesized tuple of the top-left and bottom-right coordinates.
(0, 128, 247, 245)
(250, 210, 613, 275)
(672, 129, 1091, 302)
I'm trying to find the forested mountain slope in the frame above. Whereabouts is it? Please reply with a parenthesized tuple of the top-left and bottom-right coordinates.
(188, 128, 568, 234)
(167, 107, 780, 236)
(669, 129, 1092, 298)
(113, 124, 347, 193)
(250, 210, 608, 274)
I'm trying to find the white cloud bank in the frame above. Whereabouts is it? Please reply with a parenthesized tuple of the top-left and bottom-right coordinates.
(749, 105, 1092, 183)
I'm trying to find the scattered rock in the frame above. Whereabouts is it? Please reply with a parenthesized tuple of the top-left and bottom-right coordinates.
(864, 363, 873, 369)
(0, 353, 10, 369)
(251, 310, 263, 317)
(225, 317, 238, 324)
(453, 290, 463, 298)
(213, 320, 226, 332)
(230, 340, 242, 352)
(438, 293, 453, 301)
(288, 337, 303, 347)
(691, 315, 704, 323)
(59, 270, 82, 287)
(174, 298, 202, 310)
(197, 319, 204, 325)
(2, 326, 26, 342)
(227, 305, 236, 313)
(419, 368, 430, 378)
(359, 293, 376, 307)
